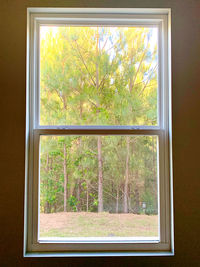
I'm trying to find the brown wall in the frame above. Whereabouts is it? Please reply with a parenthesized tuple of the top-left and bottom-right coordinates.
(0, 0, 200, 266)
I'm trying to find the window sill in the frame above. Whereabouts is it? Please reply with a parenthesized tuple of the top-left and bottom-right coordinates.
(24, 250, 174, 257)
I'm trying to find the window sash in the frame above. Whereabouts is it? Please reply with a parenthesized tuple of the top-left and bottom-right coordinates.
(31, 15, 164, 129)
(25, 8, 173, 256)
(27, 129, 169, 252)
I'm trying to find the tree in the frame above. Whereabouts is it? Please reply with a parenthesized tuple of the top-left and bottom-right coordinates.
(39, 26, 158, 215)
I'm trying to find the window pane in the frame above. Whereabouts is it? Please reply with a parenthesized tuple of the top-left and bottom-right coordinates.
(40, 26, 158, 126)
(39, 135, 159, 239)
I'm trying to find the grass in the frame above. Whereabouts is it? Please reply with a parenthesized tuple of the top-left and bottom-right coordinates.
(40, 212, 158, 238)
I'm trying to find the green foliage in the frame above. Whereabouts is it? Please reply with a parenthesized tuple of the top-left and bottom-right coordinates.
(39, 26, 158, 215)
(68, 195, 79, 212)
(143, 191, 157, 215)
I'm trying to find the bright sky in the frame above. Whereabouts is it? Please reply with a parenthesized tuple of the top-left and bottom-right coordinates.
(40, 26, 158, 53)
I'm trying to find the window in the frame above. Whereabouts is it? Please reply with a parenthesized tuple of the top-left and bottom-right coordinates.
(24, 8, 173, 256)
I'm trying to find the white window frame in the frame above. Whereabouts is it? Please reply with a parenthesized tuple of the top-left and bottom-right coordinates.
(24, 8, 173, 257)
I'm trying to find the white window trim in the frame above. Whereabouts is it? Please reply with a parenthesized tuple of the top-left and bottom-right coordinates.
(24, 8, 173, 257)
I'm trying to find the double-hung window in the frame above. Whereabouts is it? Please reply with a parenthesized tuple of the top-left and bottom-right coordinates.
(25, 8, 173, 256)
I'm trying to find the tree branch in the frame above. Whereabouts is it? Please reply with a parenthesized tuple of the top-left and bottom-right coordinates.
(74, 40, 96, 87)
(138, 65, 158, 97)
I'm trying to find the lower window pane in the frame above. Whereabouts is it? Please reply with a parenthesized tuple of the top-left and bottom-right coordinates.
(39, 135, 159, 240)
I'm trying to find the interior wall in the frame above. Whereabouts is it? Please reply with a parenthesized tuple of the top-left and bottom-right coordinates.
(0, 0, 199, 266)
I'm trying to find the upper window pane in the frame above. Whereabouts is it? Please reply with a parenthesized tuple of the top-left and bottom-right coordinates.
(40, 26, 158, 126)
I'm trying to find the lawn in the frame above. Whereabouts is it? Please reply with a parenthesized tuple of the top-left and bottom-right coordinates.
(40, 212, 158, 238)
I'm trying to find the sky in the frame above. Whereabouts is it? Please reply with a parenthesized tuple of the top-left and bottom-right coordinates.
(40, 25, 158, 54)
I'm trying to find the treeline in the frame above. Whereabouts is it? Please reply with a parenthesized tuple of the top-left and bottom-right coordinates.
(39, 26, 158, 215)
(40, 135, 158, 215)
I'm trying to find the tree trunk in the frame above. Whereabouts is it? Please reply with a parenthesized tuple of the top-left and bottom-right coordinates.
(54, 202, 57, 213)
(153, 137, 156, 180)
(135, 170, 140, 214)
(128, 185, 132, 212)
(45, 202, 51, 214)
(97, 136, 103, 212)
(54, 173, 58, 213)
(116, 184, 119, 213)
(77, 179, 81, 212)
(86, 182, 89, 212)
(76, 98, 83, 211)
(95, 28, 103, 213)
(96, 28, 99, 91)
(63, 143, 68, 212)
(124, 136, 130, 213)
(44, 153, 49, 213)
(152, 137, 158, 212)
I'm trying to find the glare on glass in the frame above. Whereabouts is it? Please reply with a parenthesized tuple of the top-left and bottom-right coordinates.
(39, 135, 159, 239)
(40, 26, 158, 126)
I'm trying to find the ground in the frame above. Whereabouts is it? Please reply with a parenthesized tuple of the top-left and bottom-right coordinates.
(40, 212, 158, 238)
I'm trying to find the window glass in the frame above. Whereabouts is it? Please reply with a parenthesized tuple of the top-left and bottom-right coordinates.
(40, 26, 158, 126)
(39, 135, 159, 239)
